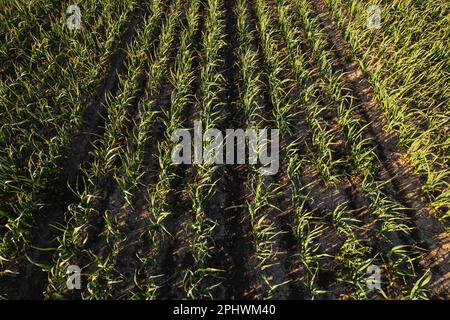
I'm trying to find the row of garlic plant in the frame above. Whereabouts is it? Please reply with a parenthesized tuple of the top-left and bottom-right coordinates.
(0, 0, 130, 148)
(44, 0, 166, 299)
(256, 0, 344, 298)
(99, 0, 186, 300)
(310, 0, 431, 298)
(262, 0, 367, 299)
(184, 0, 226, 299)
(323, 0, 450, 221)
(275, 0, 426, 298)
(0, 0, 136, 277)
(137, 0, 201, 299)
(236, 0, 285, 298)
(0, 0, 63, 82)
(291, 0, 373, 180)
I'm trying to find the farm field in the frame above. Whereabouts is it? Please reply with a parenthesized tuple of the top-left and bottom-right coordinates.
(0, 0, 449, 300)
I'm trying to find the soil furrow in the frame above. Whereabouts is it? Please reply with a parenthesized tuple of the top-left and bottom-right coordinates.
(216, 0, 255, 300)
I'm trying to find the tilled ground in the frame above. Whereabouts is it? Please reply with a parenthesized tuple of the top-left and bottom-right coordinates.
(0, 0, 448, 299)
